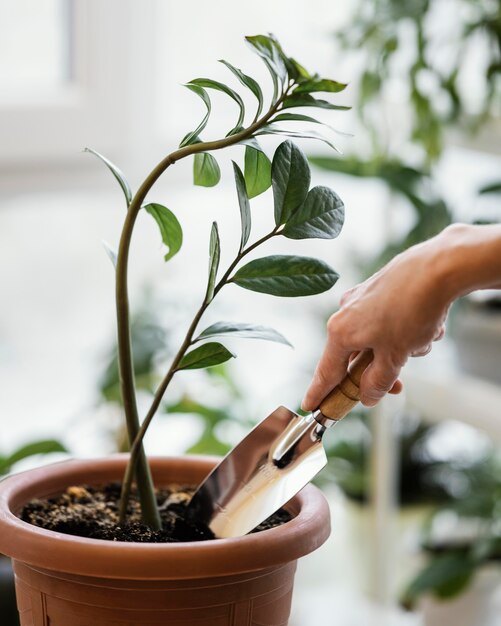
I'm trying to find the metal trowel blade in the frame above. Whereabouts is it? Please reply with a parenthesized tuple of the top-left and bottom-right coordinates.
(187, 406, 328, 538)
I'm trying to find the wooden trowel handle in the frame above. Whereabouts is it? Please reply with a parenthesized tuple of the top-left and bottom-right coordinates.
(318, 350, 373, 421)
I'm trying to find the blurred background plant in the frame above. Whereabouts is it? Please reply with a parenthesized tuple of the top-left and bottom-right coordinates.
(0, 440, 67, 477)
(315, 409, 491, 509)
(337, 0, 501, 161)
(310, 0, 501, 272)
(97, 294, 271, 457)
(401, 454, 501, 618)
(0, 438, 68, 626)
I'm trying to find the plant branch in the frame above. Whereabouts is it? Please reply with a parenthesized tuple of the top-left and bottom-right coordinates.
(118, 226, 281, 523)
(116, 92, 289, 527)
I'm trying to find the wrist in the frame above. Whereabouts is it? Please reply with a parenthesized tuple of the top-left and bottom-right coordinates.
(431, 223, 501, 302)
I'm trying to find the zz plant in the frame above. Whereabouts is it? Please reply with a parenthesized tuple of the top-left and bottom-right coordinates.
(87, 34, 349, 529)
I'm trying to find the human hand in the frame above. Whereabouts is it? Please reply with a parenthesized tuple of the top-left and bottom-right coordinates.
(302, 234, 452, 410)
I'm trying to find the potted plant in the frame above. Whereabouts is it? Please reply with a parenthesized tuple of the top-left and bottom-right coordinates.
(0, 34, 349, 625)
(401, 454, 501, 626)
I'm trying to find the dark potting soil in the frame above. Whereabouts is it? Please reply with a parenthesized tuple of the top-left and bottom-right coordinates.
(20, 483, 292, 543)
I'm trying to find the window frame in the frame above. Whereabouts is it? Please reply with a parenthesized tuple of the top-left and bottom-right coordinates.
(0, 0, 157, 186)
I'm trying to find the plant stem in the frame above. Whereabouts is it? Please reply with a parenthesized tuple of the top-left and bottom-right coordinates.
(118, 227, 280, 524)
(116, 95, 288, 528)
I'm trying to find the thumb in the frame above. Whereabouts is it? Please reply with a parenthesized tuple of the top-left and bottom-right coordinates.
(359, 354, 402, 407)
(302, 345, 352, 412)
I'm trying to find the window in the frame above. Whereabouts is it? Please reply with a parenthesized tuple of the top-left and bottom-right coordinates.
(0, 0, 157, 174)
(0, 0, 71, 95)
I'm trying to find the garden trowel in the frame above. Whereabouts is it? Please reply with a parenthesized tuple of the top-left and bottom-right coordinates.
(188, 350, 373, 538)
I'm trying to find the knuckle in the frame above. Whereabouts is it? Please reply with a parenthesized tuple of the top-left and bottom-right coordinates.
(326, 313, 341, 337)
(371, 379, 392, 394)
(444, 223, 468, 238)
(339, 288, 355, 306)
(327, 310, 350, 343)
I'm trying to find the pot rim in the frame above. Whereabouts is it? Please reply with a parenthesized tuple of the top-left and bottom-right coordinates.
(0, 455, 330, 579)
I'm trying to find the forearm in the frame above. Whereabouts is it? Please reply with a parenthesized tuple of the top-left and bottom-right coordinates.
(433, 223, 501, 302)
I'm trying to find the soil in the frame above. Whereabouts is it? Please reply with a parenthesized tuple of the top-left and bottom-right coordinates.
(20, 483, 292, 543)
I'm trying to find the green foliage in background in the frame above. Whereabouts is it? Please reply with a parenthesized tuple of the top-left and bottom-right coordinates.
(0, 440, 67, 477)
(315, 410, 485, 507)
(100, 308, 170, 405)
(402, 454, 501, 607)
(98, 305, 258, 458)
(310, 1, 501, 271)
(337, 0, 501, 161)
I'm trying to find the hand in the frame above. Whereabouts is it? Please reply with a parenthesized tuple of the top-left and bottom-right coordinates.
(302, 235, 451, 410)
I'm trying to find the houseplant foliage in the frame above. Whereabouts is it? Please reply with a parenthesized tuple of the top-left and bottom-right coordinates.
(308, 0, 501, 270)
(314, 410, 483, 507)
(0, 439, 67, 626)
(401, 453, 501, 609)
(86, 34, 348, 530)
(98, 303, 255, 457)
(337, 0, 501, 162)
(0, 440, 67, 477)
(97, 298, 255, 456)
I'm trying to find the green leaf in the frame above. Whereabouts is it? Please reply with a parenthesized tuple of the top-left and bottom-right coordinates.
(189, 78, 245, 134)
(194, 152, 221, 187)
(237, 136, 262, 150)
(166, 396, 230, 425)
(232, 255, 339, 297)
(271, 140, 311, 226)
(102, 240, 118, 268)
(401, 553, 475, 609)
(282, 186, 345, 240)
(272, 113, 325, 125)
(287, 57, 311, 82)
(195, 321, 292, 347)
(0, 440, 67, 475)
(270, 114, 352, 138)
(144, 203, 183, 262)
(179, 84, 211, 148)
(244, 146, 272, 199)
(232, 161, 251, 252)
(178, 342, 235, 370)
(219, 60, 263, 120)
(294, 78, 347, 94)
(282, 93, 351, 111)
(258, 125, 340, 153)
(84, 147, 132, 208)
(236, 138, 272, 199)
(479, 180, 501, 195)
(206, 221, 220, 302)
(187, 434, 231, 456)
(262, 35, 300, 85)
(245, 34, 287, 101)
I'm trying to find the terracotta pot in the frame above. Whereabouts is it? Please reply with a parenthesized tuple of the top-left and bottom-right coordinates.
(0, 455, 330, 625)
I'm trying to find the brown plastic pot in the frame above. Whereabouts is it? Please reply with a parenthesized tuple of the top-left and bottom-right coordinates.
(0, 455, 330, 625)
